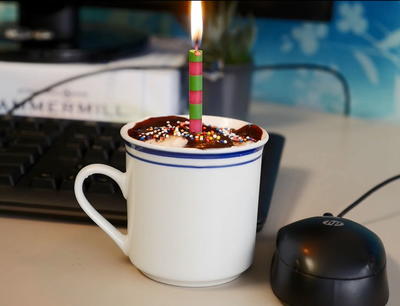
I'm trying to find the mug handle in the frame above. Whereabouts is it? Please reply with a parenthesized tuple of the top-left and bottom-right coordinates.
(74, 164, 128, 255)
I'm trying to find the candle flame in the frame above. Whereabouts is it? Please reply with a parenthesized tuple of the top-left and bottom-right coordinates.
(191, 1, 203, 49)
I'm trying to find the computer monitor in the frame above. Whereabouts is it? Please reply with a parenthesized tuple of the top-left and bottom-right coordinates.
(0, 1, 332, 63)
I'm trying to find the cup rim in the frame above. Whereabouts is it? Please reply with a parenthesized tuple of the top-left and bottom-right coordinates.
(120, 115, 269, 155)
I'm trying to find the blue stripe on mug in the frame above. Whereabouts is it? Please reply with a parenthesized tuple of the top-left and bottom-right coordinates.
(124, 141, 262, 159)
(126, 151, 262, 169)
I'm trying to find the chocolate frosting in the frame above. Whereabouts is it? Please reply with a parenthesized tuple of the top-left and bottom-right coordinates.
(128, 116, 263, 149)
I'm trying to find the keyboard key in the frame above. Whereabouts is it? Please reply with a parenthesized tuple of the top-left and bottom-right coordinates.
(34, 159, 77, 176)
(6, 146, 39, 163)
(103, 124, 122, 137)
(30, 171, 60, 189)
(0, 135, 12, 148)
(45, 143, 83, 163)
(60, 169, 90, 191)
(13, 139, 46, 154)
(88, 174, 115, 194)
(75, 162, 85, 172)
(67, 134, 91, 148)
(10, 143, 44, 157)
(110, 147, 125, 171)
(70, 122, 102, 135)
(61, 145, 83, 159)
(60, 173, 76, 190)
(0, 116, 16, 129)
(0, 153, 31, 174)
(15, 130, 55, 145)
(18, 118, 42, 131)
(85, 145, 109, 163)
(42, 121, 66, 133)
(93, 136, 117, 151)
(0, 127, 11, 137)
(0, 165, 22, 186)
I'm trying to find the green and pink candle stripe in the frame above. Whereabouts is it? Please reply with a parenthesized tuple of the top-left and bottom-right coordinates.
(189, 49, 203, 133)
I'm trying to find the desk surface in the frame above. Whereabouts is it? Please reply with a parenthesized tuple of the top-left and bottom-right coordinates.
(1, 103, 400, 306)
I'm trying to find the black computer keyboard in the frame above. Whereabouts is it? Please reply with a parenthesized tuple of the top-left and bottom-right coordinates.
(0, 115, 284, 231)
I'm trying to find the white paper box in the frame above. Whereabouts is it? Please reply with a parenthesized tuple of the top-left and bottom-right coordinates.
(0, 50, 185, 123)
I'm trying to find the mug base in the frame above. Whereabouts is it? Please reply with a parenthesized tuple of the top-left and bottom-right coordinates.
(142, 272, 241, 287)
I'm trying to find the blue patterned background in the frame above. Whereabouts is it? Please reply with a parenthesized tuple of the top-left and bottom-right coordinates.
(252, 1, 400, 120)
(1, 1, 400, 120)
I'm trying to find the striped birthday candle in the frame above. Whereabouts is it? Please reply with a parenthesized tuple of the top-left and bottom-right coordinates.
(189, 49, 203, 133)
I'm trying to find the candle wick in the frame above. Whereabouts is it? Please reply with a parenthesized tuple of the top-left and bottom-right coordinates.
(194, 37, 201, 51)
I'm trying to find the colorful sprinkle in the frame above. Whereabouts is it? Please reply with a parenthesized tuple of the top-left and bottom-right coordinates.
(133, 117, 259, 147)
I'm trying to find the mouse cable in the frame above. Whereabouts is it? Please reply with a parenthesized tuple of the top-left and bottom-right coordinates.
(337, 174, 400, 218)
(4, 63, 351, 117)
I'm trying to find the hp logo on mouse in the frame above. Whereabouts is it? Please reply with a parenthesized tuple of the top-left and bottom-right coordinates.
(322, 220, 344, 227)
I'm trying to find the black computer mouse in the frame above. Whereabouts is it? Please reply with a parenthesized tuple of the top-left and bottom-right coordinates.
(270, 216, 389, 306)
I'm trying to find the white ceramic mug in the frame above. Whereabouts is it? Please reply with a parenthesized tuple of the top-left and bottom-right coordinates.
(74, 115, 268, 287)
